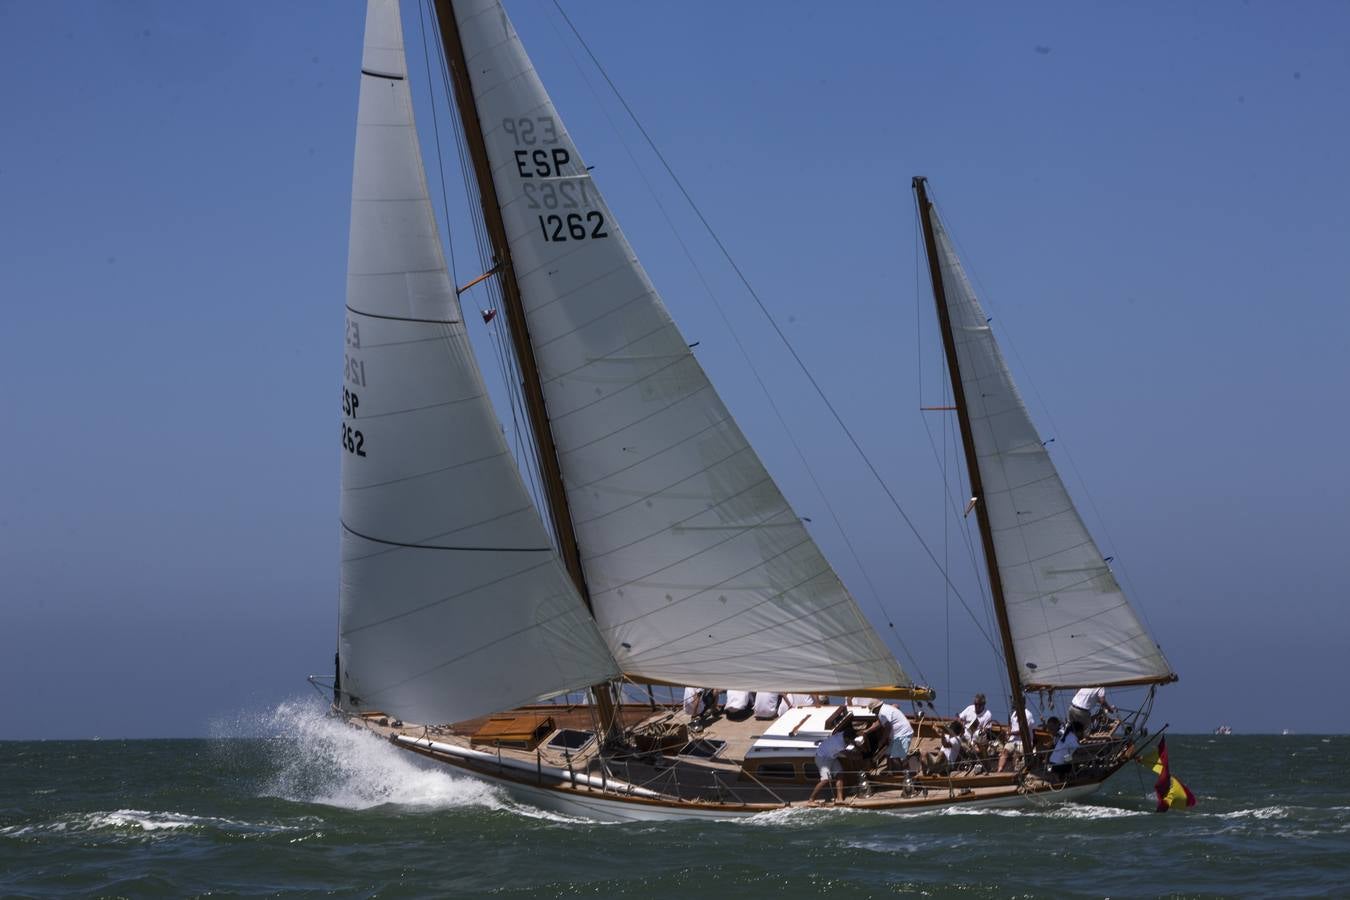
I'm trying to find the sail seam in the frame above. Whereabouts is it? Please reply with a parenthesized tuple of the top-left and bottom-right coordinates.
(537, 320, 673, 387)
(362, 605, 612, 698)
(581, 474, 779, 565)
(531, 289, 651, 352)
(344, 448, 515, 491)
(340, 555, 558, 635)
(345, 307, 459, 326)
(597, 526, 811, 629)
(554, 369, 709, 450)
(569, 438, 747, 526)
(342, 502, 541, 562)
(340, 520, 550, 554)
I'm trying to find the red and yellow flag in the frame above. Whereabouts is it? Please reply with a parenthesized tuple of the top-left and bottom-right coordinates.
(1139, 737, 1197, 812)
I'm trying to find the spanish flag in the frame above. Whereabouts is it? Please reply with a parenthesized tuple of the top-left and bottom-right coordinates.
(1139, 737, 1196, 812)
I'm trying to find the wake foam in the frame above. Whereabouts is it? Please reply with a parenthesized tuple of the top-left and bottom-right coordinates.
(237, 699, 504, 812)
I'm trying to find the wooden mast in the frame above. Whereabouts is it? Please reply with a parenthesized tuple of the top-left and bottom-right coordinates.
(912, 176, 1034, 750)
(434, 0, 620, 739)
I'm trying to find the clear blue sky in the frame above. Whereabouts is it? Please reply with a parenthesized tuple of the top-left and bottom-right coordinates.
(3, 1, 1347, 739)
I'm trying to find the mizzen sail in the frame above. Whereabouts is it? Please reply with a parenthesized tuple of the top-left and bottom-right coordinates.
(338, 0, 617, 725)
(923, 199, 1174, 689)
(443, 0, 907, 692)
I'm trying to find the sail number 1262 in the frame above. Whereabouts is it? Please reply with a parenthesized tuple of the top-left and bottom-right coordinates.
(538, 211, 608, 242)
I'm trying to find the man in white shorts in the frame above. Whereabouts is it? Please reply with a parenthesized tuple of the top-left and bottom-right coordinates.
(807, 729, 853, 804)
(865, 699, 915, 771)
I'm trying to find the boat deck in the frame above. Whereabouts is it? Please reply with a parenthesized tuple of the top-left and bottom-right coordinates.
(348, 702, 1120, 813)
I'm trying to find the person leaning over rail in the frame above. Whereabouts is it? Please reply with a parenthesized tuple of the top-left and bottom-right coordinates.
(1068, 686, 1115, 734)
(1048, 720, 1084, 781)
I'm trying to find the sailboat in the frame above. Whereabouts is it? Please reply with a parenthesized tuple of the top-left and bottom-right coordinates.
(321, 0, 1177, 821)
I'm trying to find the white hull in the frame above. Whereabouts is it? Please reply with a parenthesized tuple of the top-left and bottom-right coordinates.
(393, 739, 1105, 823)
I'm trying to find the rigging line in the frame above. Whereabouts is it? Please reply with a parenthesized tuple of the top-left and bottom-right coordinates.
(937, 195, 1161, 642)
(550, 1, 989, 652)
(417, 0, 460, 287)
(542, 4, 922, 679)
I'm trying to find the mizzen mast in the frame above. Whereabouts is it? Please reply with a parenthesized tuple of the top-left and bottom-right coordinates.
(913, 176, 1033, 748)
(434, 0, 619, 738)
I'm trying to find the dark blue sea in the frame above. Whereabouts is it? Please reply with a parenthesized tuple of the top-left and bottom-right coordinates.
(3, 703, 1346, 898)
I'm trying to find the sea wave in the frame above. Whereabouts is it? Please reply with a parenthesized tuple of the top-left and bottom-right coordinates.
(1216, 806, 1291, 820)
(0, 809, 314, 839)
(935, 802, 1147, 820)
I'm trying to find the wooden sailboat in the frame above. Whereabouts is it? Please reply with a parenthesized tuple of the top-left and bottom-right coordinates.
(323, 0, 1176, 822)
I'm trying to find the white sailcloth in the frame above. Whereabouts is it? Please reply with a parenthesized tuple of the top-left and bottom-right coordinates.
(926, 204, 1174, 688)
(447, 0, 907, 692)
(338, 0, 617, 725)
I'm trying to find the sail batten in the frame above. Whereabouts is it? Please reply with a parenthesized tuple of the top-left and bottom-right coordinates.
(337, 0, 618, 724)
(447, 0, 908, 692)
(924, 195, 1174, 689)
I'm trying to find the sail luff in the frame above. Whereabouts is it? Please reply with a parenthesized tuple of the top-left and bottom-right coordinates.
(914, 177, 1031, 742)
(336, 0, 619, 726)
(445, 0, 909, 693)
(914, 178, 1175, 691)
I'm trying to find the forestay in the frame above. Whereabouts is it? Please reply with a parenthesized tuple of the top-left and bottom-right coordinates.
(446, 0, 907, 692)
(926, 205, 1174, 688)
(338, 0, 617, 725)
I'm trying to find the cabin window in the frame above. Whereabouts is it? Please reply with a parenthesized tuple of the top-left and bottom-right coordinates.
(754, 763, 798, 780)
(676, 738, 726, 759)
(547, 729, 594, 752)
(803, 763, 819, 779)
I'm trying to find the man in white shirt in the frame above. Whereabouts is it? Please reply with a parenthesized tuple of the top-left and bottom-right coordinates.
(752, 692, 780, 720)
(996, 707, 1035, 773)
(777, 693, 819, 717)
(1068, 686, 1115, 734)
(864, 700, 915, 771)
(958, 693, 993, 737)
(807, 729, 854, 804)
(1048, 720, 1083, 780)
(723, 690, 753, 721)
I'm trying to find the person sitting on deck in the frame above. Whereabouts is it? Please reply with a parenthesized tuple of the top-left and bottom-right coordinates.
(996, 706, 1036, 773)
(682, 686, 720, 724)
(1068, 686, 1115, 735)
(863, 699, 914, 772)
(807, 730, 857, 805)
(723, 690, 754, 722)
(1048, 720, 1083, 781)
(923, 720, 966, 776)
(752, 692, 780, 720)
(777, 693, 820, 716)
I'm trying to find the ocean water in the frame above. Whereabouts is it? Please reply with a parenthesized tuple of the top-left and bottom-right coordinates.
(2, 704, 1346, 898)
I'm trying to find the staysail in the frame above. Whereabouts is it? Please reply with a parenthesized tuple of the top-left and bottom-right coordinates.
(922, 197, 1174, 689)
(443, 0, 908, 692)
(338, 0, 617, 725)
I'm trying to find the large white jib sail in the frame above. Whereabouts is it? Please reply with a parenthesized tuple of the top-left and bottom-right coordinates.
(923, 197, 1174, 689)
(444, 0, 909, 692)
(337, 0, 618, 725)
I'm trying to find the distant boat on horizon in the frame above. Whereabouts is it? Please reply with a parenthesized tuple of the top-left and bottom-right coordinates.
(1214, 725, 1233, 735)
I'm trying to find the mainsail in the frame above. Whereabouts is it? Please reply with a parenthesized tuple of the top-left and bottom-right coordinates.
(922, 196, 1174, 689)
(338, 0, 617, 725)
(444, 0, 908, 692)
